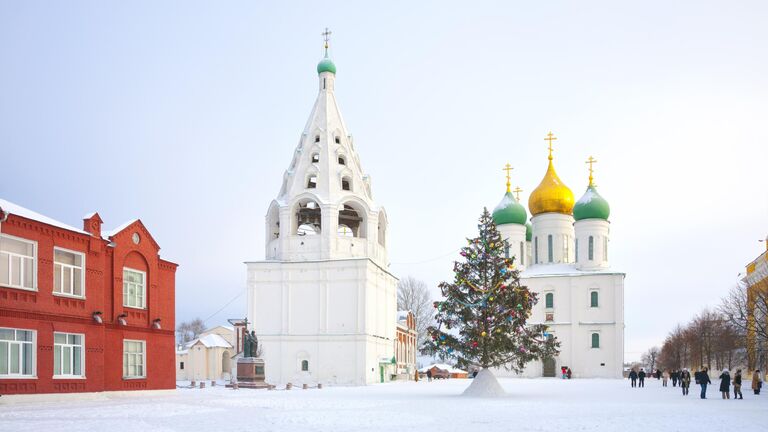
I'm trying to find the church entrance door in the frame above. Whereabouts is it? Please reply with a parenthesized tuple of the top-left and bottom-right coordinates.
(542, 358, 556, 377)
(379, 366, 384, 383)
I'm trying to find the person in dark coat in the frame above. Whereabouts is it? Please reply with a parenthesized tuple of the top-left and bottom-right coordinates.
(671, 370, 679, 387)
(638, 369, 646, 387)
(680, 369, 691, 395)
(566, 367, 572, 379)
(733, 369, 743, 399)
(426, 369, 432, 382)
(629, 369, 638, 387)
(696, 367, 711, 399)
(719, 369, 731, 399)
(752, 369, 762, 395)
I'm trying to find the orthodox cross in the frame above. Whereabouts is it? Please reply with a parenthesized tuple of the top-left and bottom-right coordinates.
(585, 156, 597, 186)
(322, 28, 332, 54)
(503, 163, 513, 193)
(545, 131, 557, 160)
(513, 186, 523, 202)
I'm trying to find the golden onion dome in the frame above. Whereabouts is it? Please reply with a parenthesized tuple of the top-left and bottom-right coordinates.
(528, 159, 575, 216)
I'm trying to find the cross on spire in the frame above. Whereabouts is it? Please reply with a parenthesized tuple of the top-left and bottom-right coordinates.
(503, 163, 513, 193)
(586, 156, 597, 186)
(513, 186, 523, 202)
(322, 28, 332, 56)
(544, 131, 557, 161)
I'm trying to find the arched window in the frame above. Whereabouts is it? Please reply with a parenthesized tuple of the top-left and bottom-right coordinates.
(590, 291, 599, 308)
(311, 153, 320, 163)
(338, 203, 366, 238)
(338, 156, 346, 165)
(519, 242, 524, 265)
(341, 176, 351, 191)
(545, 293, 553, 309)
(307, 175, 318, 189)
(334, 136, 341, 144)
(547, 234, 553, 263)
(588, 236, 594, 260)
(534, 237, 539, 264)
(314, 135, 320, 143)
(296, 200, 321, 235)
(603, 237, 608, 261)
(591, 333, 600, 348)
(301, 360, 309, 371)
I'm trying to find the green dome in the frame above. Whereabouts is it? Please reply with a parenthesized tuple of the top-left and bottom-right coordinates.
(525, 222, 532, 241)
(492, 192, 527, 226)
(317, 56, 336, 74)
(573, 185, 610, 221)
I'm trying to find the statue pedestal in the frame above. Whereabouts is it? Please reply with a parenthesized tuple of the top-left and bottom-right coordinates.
(228, 357, 269, 389)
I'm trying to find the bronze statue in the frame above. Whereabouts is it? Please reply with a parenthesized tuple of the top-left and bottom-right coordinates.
(243, 330, 259, 358)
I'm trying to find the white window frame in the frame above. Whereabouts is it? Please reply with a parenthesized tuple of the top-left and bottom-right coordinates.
(122, 267, 146, 309)
(0, 234, 37, 291)
(53, 247, 86, 299)
(0, 327, 36, 378)
(53, 332, 85, 378)
(123, 339, 146, 379)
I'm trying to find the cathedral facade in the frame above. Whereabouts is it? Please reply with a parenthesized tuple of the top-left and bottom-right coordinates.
(492, 139, 625, 378)
(245, 44, 397, 385)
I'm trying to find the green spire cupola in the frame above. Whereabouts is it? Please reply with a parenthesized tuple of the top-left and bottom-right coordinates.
(573, 185, 610, 221)
(317, 27, 336, 75)
(525, 222, 532, 241)
(573, 156, 610, 221)
(492, 192, 528, 226)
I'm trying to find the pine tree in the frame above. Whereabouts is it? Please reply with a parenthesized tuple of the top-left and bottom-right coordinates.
(424, 208, 560, 372)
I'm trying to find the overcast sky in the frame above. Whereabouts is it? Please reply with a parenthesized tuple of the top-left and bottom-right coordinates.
(2, 1, 767, 361)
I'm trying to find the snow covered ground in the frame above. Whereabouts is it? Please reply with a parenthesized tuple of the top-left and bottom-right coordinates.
(1, 377, 765, 432)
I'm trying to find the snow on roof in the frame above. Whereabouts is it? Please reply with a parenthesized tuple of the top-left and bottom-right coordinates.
(397, 310, 411, 322)
(0, 198, 89, 235)
(185, 333, 233, 349)
(102, 219, 139, 238)
(419, 363, 467, 374)
(522, 263, 624, 278)
(82, 212, 97, 219)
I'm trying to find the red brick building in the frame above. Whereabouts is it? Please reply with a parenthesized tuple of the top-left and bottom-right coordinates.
(0, 198, 177, 395)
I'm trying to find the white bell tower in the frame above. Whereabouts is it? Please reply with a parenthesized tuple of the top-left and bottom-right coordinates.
(247, 31, 398, 386)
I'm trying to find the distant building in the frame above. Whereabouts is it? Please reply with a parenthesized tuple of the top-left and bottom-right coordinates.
(395, 311, 417, 379)
(0, 198, 177, 394)
(744, 237, 768, 371)
(419, 363, 468, 379)
(175, 326, 235, 381)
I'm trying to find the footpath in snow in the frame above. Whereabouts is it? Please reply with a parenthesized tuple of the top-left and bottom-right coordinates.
(0, 377, 765, 432)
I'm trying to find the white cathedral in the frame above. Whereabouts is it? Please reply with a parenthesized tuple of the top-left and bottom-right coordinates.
(245, 42, 398, 385)
(492, 141, 625, 378)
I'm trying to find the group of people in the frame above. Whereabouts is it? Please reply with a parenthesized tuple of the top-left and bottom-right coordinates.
(628, 366, 764, 399)
(560, 366, 572, 379)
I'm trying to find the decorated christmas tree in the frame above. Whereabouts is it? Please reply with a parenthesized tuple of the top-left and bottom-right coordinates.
(424, 208, 559, 395)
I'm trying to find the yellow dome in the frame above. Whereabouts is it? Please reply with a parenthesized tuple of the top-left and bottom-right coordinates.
(528, 160, 575, 216)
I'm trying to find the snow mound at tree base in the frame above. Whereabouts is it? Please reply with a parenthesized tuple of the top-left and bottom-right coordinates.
(462, 369, 506, 397)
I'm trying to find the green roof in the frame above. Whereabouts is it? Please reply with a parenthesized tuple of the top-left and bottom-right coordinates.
(492, 192, 527, 225)
(525, 222, 532, 241)
(317, 56, 336, 74)
(573, 185, 610, 221)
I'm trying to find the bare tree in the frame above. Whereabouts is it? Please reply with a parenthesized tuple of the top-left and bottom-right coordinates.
(397, 276, 433, 347)
(176, 318, 206, 344)
(642, 346, 660, 373)
(721, 282, 768, 370)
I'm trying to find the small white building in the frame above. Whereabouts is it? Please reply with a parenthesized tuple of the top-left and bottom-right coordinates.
(245, 43, 398, 386)
(176, 326, 235, 381)
(492, 143, 625, 378)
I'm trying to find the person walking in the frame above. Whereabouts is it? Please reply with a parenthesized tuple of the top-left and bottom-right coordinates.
(697, 367, 711, 399)
(671, 370, 678, 387)
(638, 369, 646, 388)
(733, 369, 743, 400)
(561, 366, 567, 379)
(566, 367, 572, 379)
(719, 369, 731, 399)
(662, 370, 669, 387)
(629, 369, 638, 388)
(681, 369, 691, 396)
(752, 369, 762, 395)
(426, 369, 432, 382)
